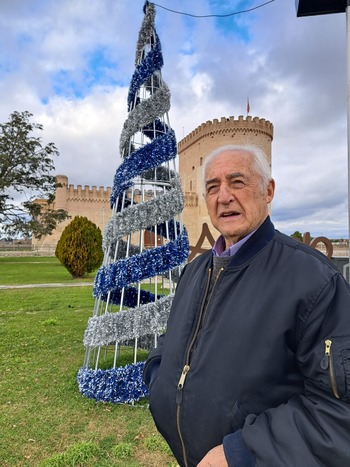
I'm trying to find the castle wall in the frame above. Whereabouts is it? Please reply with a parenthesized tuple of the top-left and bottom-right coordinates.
(178, 115, 274, 246)
(35, 175, 112, 253)
(35, 114, 273, 255)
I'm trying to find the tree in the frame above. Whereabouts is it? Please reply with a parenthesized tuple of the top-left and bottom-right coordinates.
(0, 110, 69, 239)
(55, 216, 103, 278)
(291, 231, 303, 242)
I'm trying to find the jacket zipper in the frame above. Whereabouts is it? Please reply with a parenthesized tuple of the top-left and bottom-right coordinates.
(324, 339, 340, 399)
(176, 267, 224, 467)
(176, 365, 190, 466)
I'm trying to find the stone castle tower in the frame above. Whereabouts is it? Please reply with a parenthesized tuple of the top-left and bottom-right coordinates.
(178, 115, 274, 246)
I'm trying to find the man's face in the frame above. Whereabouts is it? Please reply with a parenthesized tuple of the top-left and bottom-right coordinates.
(204, 150, 275, 247)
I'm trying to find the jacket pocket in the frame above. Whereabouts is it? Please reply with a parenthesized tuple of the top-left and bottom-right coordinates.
(229, 401, 249, 432)
(320, 337, 350, 401)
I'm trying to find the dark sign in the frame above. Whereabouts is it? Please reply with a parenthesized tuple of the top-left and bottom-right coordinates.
(296, 0, 347, 16)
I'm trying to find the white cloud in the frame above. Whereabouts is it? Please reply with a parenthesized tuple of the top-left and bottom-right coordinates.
(0, 0, 349, 238)
(38, 86, 128, 187)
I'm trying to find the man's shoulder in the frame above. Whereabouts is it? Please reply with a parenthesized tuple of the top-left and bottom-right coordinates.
(273, 230, 338, 273)
(275, 230, 324, 254)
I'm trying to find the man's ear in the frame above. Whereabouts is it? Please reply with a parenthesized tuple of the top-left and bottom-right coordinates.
(266, 179, 275, 204)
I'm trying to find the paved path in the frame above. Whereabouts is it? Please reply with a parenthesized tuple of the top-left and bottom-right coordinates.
(0, 282, 94, 289)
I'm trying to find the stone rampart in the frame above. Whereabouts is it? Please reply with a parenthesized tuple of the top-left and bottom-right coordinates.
(178, 115, 273, 152)
(35, 175, 112, 252)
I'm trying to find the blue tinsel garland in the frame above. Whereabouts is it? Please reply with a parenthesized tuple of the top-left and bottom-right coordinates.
(142, 119, 169, 140)
(101, 286, 159, 307)
(77, 363, 148, 404)
(128, 35, 163, 111)
(110, 129, 177, 204)
(93, 228, 189, 297)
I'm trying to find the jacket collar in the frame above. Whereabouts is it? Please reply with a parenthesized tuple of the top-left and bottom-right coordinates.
(225, 216, 275, 267)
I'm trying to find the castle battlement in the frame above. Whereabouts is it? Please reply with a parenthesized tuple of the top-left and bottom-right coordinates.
(178, 115, 274, 152)
(66, 184, 111, 202)
(36, 174, 113, 251)
(56, 175, 111, 204)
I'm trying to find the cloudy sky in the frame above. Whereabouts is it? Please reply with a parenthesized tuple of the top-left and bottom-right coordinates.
(1, 0, 349, 238)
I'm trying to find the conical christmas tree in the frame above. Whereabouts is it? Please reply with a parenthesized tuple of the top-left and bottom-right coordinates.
(77, 1, 189, 404)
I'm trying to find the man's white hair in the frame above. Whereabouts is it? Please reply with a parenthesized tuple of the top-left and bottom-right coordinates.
(202, 144, 272, 195)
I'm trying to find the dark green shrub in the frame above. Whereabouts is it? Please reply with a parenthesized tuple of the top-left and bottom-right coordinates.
(290, 231, 303, 242)
(55, 216, 103, 277)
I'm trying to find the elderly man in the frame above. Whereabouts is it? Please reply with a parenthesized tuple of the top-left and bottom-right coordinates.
(144, 145, 350, 467)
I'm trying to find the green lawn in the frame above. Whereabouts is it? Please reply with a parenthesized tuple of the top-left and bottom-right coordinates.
(0, 257, 176, 466)
(0, 256, 95, 285)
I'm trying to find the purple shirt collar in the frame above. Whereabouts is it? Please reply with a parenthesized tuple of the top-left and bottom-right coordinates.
(212, 230, 257, 257)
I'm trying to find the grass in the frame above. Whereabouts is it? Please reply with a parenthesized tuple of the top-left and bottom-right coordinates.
(0, 256, 95, 285)
(0, 257, 176, 466)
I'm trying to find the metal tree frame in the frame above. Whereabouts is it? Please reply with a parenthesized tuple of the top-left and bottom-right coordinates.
(78, 2, 189, 404)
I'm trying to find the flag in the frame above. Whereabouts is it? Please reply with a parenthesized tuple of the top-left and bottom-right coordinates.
(247, 97, 250, 115)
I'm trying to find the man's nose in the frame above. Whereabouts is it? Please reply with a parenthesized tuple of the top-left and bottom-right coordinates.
(217, 184, 234, 203)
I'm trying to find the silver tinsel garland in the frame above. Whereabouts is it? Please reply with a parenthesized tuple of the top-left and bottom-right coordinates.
(135, 3, 156, 64)
(104, 177, 184, 250)
(83, 294, 173, 348)
(119, 83, 171, 156)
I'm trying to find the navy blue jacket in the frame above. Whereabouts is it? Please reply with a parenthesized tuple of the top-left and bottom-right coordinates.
(144, 217, 350, 466)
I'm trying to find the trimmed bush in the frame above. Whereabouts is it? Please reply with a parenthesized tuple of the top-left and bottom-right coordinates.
(55, 216, 103, 277)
